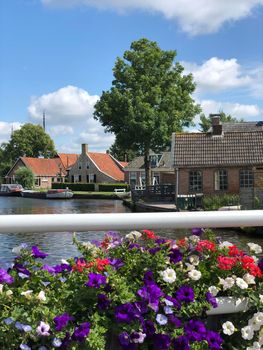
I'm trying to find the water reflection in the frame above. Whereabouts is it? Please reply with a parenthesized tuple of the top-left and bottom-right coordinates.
(0, 197, 262, 265)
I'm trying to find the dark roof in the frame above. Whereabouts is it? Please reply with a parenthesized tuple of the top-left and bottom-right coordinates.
(125, 152, 172, 170)
(173, 131, 263, 168)
(209, 121, 263, 133)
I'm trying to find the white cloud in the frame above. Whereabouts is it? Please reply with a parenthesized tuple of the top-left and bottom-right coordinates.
(183, 57, 251, 93)
(50, 125, 74, 136)
(200, 99, 262, 118)
(41, 0, 263, 35)
(0, 122, 22, 144)
(28, 85, 99, 125)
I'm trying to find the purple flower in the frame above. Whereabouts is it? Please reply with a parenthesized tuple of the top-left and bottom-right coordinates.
(72, 322, 90, 342)
(128, 243, 140, 250)
(20, 344, 31, 350)
(138, 282, 164, 312)
(119, 331, 130, 346)
(142, 320, 156, 336)
(32, 246, 48, 259)
(54, 313, 74, 331)
(143, 271, 154, 284)
(13, 263, 30, 277)
(61, 332, 71, 349)
(191, 228, 203, 236)
(0, 268, 14, 284)
(176, 286, 194, 303)
(168, 315, 181, 327)
(173, 335, 190, 350)
(109, 258, 124, 270)
(148, 247, 161, 255)
(85, 273, 106, 288)
(164, 295, 181, 310)
(97, 294, 111, 310)
(184, 320, 206, 342)
(258, 258, 263, 271)
(54, 263, 72, 274)
(206, 292, 218, 309)
(155, 238, 167, 245)
(130, 331, 146, 344)
(115, 303, 140, 323)
(36, 321, 50, 336)
(206, 330, 223, 350)
(42, 264, 56, 274)
(169, 248, 183, 264)
(153, 334, 171, 350)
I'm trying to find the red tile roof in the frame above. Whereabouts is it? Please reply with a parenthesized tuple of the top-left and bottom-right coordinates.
(119, 161, 129, 168)
(88, 153, 125, 181)
(21, 157, 66, 176)
(56, 153, 79, 169)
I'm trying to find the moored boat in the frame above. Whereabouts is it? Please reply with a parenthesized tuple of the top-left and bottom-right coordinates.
(46, 188, 74, 199)
(21, 190, 46, 199)
(0, 184, 24, 196)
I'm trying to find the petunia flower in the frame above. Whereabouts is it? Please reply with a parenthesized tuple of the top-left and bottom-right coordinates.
(32, 246, 48, 259)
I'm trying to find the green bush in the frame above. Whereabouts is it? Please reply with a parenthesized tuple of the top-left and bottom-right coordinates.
(52, 183, 95, 191)
(98, 183, 129, 192)
(14, 167, 34, 189)
(202, 194, 240, 211)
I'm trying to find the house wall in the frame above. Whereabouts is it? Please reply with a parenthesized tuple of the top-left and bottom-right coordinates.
(177, 167, 244, 195)
(68, 152, 117, 184)
(124, 170, 174, 187)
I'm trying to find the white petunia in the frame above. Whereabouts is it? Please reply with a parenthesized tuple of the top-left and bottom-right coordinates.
(219, 277, 235, 290)
(249, 312, 263, 331)
(125, 231, 142, 240)
(219, 241, 233, 249)
(188, 269, 202, 281)
(236, 278, 248, 289)
(208, 286, 219, 296)
(243, 273, 256, 285)
(0, 284, 3, 293)
(6, 290, 13, 296)
(21, 290, 33, 298)
(132, 332, 146, 344)
(259, 295, 263, 304)
(241, 325, 254, 340)
(222, 321, 235, 335)
(247, 243, 262, 254)
(189, 254, 200, 265)
(160, 268, 177, 283)
(188, 235, 200, 244)
(156, 314, 168, 325)
(37, 291, 46, 301)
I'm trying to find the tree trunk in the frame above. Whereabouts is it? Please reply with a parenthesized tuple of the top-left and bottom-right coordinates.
(144, 149, 151, 187)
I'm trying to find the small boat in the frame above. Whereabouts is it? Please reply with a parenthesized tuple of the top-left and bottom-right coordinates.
(0, 184, 24, 196)
(21, 190, 46, 199)
(46, 188, 74, 199)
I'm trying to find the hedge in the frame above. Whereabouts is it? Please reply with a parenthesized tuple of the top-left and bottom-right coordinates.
(98, 183, 130, 192)
(52, 183, 95, 191)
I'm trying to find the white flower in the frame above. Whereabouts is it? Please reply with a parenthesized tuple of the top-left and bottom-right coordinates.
(21, 290, 33, 298)
(208, 286, 219, 296)
(125, 231, 142, 240)
(259, 333, 263, 345)
(249, 312, 263, 331)
(61, 259, 70, 265)
(243, 273, 256, 285)
(185, 263, 195, 271)
(188, 269, 202, 281)
(219, 277, 235, 290)
(160, 268, 176, 283)
(241, 325, 254, 340)
(189, 254, 200, 266)
(156, 314, 168, 325)
(37, 291, 46, 301)
(132, 332, 146, 344)
(236, 278, 248, 289)
(163, 298, 173, 306)
(259, 295, 263, 304)
(222, 321, 235, 335)
(252, 255, 259, 264)
(247, 342, 261, 350)
(188, 235, 200, 244)
(6, 290, 13, 296)
(164, 306, 173, 314)
(0, 284, 3, 293)
(219, 241, 233, 249)
(247, 243, 262, 254)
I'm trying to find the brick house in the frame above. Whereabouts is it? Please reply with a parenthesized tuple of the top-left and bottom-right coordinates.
(172, 117, 263, 208)
(5, 153, 78, 189)
(68, 144, 127, 184)
(124, 151, 174, 188)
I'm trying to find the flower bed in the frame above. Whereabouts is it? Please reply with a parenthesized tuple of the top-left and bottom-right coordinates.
(0, 228, 262, 350)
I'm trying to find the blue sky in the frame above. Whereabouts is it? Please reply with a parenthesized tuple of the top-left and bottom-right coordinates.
(0, 0, 263, 154)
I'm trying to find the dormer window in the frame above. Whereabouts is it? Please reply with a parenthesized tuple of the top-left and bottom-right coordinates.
(149, 154, 162, 168)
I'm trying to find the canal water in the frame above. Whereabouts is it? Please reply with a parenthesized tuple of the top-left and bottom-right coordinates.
(0, 197, 262, 266)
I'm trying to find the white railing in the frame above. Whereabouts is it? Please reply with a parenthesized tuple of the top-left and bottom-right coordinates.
(0, 210, 263, 233)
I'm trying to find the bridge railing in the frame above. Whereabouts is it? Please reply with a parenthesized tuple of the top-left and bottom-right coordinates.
(0, 210, 263, 233)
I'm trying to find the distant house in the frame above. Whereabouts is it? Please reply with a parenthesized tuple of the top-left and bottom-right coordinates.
(68, 144, 127, 184)
(172, 116, 263, 208)
(124, 151, 174, 188)
(5, 157, 67, 189)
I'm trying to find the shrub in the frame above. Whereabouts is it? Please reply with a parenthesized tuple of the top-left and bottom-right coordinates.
(14, 167, 34, 189)
(52, 183, 95, 191)
(202, 194, 240, 211)
(0, 229, 262, 349)
(98, 183, 130, 192)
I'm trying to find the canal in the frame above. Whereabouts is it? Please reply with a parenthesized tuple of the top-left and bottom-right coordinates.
(0, 197, 262, 265)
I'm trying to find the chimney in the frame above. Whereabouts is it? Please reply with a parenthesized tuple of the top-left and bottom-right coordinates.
(210, 114, 222, 135)
(81, 144, 88, 154)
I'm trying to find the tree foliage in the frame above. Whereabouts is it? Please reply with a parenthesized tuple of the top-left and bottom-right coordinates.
(108, 139, 138, 163)
(94, 38, 201, 185)
(14, 167, 34, 189)
(199, 112, 244, 132)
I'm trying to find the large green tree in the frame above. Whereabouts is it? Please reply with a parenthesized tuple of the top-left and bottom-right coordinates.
(3, 123, 56, 163)
(94, 38, 201, 185)
(108, 139, 139, 163)
(199, 112, 244, 132)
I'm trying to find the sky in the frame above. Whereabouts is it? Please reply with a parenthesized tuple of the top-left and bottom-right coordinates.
(0, 0, 263, 154)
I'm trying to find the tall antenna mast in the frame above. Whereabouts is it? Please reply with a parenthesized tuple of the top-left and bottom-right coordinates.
(43, 110, 46, 131)
(11, 123, 14, 137)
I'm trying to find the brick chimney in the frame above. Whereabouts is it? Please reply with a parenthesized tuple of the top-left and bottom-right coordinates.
(210, 114, 222, 135)
(81, 144, 88, 154)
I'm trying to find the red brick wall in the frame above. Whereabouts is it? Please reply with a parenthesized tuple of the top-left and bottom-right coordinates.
(178, 167, 242, 195)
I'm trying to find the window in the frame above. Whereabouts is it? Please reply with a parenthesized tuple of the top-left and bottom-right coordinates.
(189, 171, 202, 192)
(86, 161, 90, 169)
(152, 172, 160, 185)
(240, 169, 253, 188)
(129, 172, 137, 187)
(35, 178, 41, 187)
(149, 154, 162, 168)
(140, 172, 146, 186)
(89, 174, 95, 183)
(74, 175, 79, 183)
(214, 170, 228, 191)
(78, 162, 82, 170)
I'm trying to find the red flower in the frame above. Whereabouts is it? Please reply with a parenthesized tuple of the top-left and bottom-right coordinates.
(96, 258, 110, 271)
(177, 238, 188, 248)
(142, 230, 157, 239)
(72, 258, 87, 272)
(196, 240, 216, 252)
(228, 245, 244, 257)
(217, 256, 237, 270)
